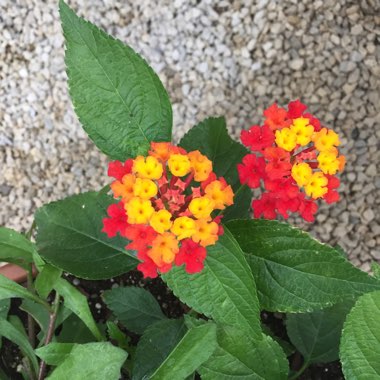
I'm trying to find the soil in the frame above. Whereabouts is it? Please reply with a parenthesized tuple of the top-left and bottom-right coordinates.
(0, 270, 344, 380)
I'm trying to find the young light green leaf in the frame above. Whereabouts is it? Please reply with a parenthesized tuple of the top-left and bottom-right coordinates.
(226, 219, 380, 312)
(0, 319, 39, 376)
(0, 299, 10, 319)
(287, 301, 354, 363)
(151, 323, 217, 380)
(199, 325, 289, 380)
(0, 274, 49, 308)
(103, 286, 166, 334)
(372, 261, 380, 279)
(107, 321, 130, 350)
(163, 229, 262, 340)
(35, 342, 75, 366)
(54, 278, 103, 341)
(180, 117, 251, 221)
(340, 290, 380, 379)
(43, 342, 128, 380)
(59, 0, 172, 160)
(0, 227, 36, 267)
(132, 319, 187, 380)
(35, 264, 62, 299)
(35, 191, 138, 279)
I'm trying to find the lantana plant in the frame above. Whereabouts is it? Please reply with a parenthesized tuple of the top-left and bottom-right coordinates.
(1, 2, 380, 380)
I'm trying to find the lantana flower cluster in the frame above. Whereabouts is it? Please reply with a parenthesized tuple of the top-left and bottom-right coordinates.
(102, 142, 234, 278)
(238, 100, 345, 222)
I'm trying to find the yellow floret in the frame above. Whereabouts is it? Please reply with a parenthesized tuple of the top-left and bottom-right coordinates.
(290, 117, 314, 146)
(317, 149, 340, 175)
(304, 172, 328, 199)
(192, 219, 219, 247)
(189, 196, 215, 219)
(204, 180, 234, 209)
(150, 210, 172, 234)
(275, 128, 298, 152)
(167, 154, 191, 177)
(312, 128, 340, 152)
(133, 155, 163, 180)
(171, 216, 196, 240)
(125, 197, 154, 224)
(291, 162, 313, 187)
(133, 178, 158, 199)
(188, 150, 213, 182)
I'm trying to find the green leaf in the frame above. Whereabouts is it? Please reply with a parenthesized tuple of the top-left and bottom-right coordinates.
(0, 227, 36, 267)
(261, 325, 295, 357)
(59, 0, 172, 160)
(287, 301, 354, 363)
(0, 319, 39, 376)
(163, 229, 262, 339)
(20, 300, 50, 336)
(57, 314, 96, 344)
(35, 264, 62, 299)
(372, 262, 380, 279)
(132, 319, 187, 380)
(226, 219, 380, 312)
(0, 299, 10, 319)
(0, 274, 48, 307)
(199, 325, 289, 380)
(54, 278, 103, 341)
(151, 322, 217, 380)
(340, 290, 380, 379)
(35, 342, 75, 366)
(103, 286, 166, 334)
(106, 321, 130, 350)
(179, 117, 251, 221)
(41, 342, 128, 380)
(35, 191, 138, 279)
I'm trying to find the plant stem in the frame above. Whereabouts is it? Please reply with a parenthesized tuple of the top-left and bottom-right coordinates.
(27, 265, 36, 349)
(38, 292, 60, 380)
(25, 220, 36, 240)
(289, 360, 309, 380)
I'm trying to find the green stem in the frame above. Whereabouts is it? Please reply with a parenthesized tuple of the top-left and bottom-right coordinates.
(289, 360, 309, 380)
(25, 220, 36, 240)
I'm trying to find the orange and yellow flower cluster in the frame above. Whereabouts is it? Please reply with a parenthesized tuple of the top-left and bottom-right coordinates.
(238, 100, 345, 221)
(102, 142, 234, 278)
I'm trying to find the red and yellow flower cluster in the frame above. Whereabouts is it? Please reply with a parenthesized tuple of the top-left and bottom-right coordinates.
(238, 100, 345, 222)
(102, 142, 234, 278)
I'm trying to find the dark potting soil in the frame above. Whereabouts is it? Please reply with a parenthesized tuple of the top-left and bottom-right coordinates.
(0, 270, 344, 380)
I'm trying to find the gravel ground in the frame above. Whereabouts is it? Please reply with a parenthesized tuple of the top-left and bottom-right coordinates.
(1, 0, 379, 270)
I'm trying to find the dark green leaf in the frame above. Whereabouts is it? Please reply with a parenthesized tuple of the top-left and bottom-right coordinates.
(60, 0, 172, 160)
(261, 324, 295, 357)
(54, 278, 102, 341)
(151, 323, 217, 379)
(132, 319, 187, 380)
(287, 301, 354, 363)
(0, 227, 36, 267)
(199, 325, 289, 380)
(57, 314, 96, 344)
(103, 286, 166, 334)
(35, 191, 138, 279)
(0, 319, 38, 376)
(35, 342, 75, 366)
(227, 219, 380, 312)
(163, 229, 262, 339)
(340, 290, 380, 379)
(41, 342, 128, 380)
(35, 264, 62, 299)
(179, 117, 251, 221)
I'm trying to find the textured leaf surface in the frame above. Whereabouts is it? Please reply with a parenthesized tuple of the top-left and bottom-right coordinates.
(179, 117, 251, 221)
(132, 319, 187, 380)
(0, 227, 36, 267)
(372, 262, 380, 279)
(35, 343, 75, 366)
(103, 286, 166, 334)
(35, 264, 62, 299)
(60, 0, 172, 160)
(340, 291, 380, 380)
(287, 301, 354, 363)
(44, 342, 127, 380)
(200, 326, 288, 380)
(54, 278, 102, 341)
(151, 323, 217, 379)
(0, 319, 38, 375)
(227, 219, 380, 312)
(163, 229, 261, 339)
(35, 191, 138, 279)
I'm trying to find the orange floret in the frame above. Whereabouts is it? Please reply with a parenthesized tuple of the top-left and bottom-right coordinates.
(204, 180, 234, 209)
(188, 150, 213, 182)
(192, 219, 219, 247)
(148, 232, 179, 266)
(110, 174, 136, 202)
